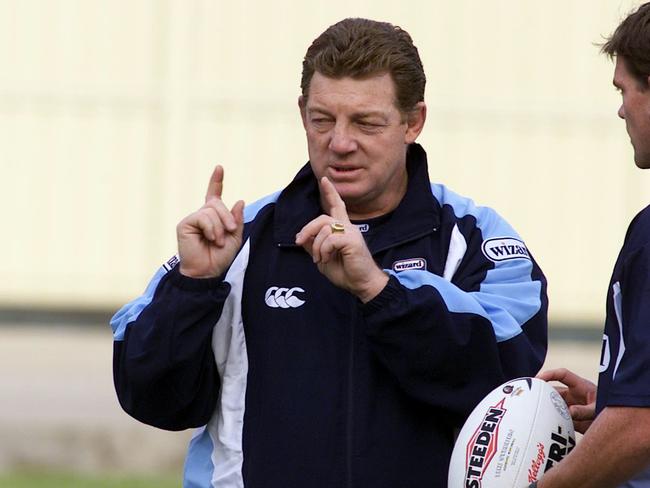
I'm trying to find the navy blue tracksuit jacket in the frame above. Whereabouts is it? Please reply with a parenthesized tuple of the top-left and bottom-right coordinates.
(111, 143, 548, 488)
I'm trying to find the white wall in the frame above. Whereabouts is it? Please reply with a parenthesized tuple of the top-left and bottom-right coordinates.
(1, 0, 646, 324)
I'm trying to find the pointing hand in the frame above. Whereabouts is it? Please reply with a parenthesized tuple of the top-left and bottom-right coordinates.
(295, 177, 388, 303)
(177, 165, 244, 278)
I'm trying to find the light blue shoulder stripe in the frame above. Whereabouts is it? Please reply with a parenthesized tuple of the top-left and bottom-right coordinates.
(389, 269, 488, 317)
(183, 427, 215, 488)
(243, 191, 281, 224)
(392, 183, 543, 341)
(430, 183, 522, 240)
(389, 268, 541, 342)
(110, 266, 167, 341)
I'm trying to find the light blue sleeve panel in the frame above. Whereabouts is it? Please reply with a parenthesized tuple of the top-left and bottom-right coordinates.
(387, 268, 541, 342)
(243, 191, 281, 224)
(110, 265, 169, 341)
(387, 269, 487, 318)
(407, 183, 545, 342)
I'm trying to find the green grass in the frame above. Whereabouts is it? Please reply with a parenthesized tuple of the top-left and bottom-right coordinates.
(0, 471, 181, 488)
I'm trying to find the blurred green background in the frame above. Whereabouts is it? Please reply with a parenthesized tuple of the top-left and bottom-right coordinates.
(0, 472, 179, 488)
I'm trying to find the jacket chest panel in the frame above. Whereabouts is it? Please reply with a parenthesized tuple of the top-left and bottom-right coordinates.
(374, 233, 446, 277)
(241, 243, 357, 351)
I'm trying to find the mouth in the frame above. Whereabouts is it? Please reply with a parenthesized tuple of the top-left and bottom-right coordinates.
(329, 165, 362, 177)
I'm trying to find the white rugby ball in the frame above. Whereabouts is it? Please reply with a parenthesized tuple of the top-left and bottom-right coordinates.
(448, 377, 575, 488)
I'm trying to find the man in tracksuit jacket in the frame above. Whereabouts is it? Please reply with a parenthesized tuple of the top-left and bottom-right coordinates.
(111, 18, 548, 488)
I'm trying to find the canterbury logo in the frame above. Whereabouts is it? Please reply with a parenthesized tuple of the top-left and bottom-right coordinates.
(264, 287, 306, 308)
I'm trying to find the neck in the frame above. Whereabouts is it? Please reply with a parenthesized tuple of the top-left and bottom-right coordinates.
(341, 174, 408, 220)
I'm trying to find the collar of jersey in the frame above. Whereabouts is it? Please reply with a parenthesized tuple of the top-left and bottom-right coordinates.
(272, 143, 441, 254)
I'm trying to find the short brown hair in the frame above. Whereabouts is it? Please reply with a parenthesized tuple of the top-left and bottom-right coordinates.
(300, 18, 426, 114)
(602, 2, 650, 88)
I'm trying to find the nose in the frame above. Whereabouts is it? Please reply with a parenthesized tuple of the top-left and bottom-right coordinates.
(618, 103, 625, 119)
(328, 124, 358, 154)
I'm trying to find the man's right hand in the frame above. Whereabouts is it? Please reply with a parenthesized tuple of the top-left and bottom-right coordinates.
(537, 368, 597, 434)
(177, 165, 244, 279)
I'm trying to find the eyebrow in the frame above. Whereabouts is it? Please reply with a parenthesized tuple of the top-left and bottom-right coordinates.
(307, 107, 331, 115)
(353, 111, 389, 120)
(307, 107, 389, 120)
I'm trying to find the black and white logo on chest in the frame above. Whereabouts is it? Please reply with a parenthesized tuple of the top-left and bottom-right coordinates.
(392, 258, 427, 272)
(264, 286, 306, 308)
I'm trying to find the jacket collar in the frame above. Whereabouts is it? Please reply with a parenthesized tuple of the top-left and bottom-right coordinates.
(273, 143, 441, 252)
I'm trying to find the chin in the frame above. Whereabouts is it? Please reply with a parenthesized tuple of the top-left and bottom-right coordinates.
(633, 151, 650, 169)
(338, 192, 364, 207)
(331, 182, 364, 199)
(339, 191, 372, 212)
(635, 160, 650, 169)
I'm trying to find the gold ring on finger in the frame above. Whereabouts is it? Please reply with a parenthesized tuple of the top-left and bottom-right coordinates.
(330, 222, 345, 234)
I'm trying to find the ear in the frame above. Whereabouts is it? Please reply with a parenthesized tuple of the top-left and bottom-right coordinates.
(404, 102, 426, 144)
(298, 96, 308, 130)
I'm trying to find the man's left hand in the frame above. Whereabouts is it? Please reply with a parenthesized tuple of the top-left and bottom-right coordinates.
(295, 177, 388, 303)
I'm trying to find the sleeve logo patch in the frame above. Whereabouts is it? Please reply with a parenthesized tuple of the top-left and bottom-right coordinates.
(162, 254, 180, 272)
(481, 237, 531, 262)
(392, 258, 427, 272)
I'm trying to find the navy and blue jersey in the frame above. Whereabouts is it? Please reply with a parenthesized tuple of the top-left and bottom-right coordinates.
(111, 143, 548, 488)
(597, 205, 650, 412)
(597, 205, 650, 487)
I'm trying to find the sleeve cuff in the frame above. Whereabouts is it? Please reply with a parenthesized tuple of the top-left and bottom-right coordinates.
(362, 274, 402, 314)
(166, 265, 226, 291)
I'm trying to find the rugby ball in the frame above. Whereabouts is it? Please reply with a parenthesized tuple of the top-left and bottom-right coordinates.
(448, 377, 575, 488)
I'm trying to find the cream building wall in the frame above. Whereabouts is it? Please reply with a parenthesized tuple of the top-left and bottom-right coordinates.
(2, 0, 647, 325)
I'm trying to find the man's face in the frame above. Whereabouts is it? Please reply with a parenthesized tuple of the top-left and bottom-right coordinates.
(614, 56, 650, 168)
(299, 72, 425, 219)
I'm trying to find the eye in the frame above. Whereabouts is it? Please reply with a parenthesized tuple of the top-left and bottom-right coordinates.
(310, 117, 334, 131)
(311, 117, 332, 124)
(357, 121, 384, 133)
(358, 118, 384, 127)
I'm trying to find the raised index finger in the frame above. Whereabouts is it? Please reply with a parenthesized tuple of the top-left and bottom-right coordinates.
(205, 165, 224, 203)
(319, 177, 349, 222)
